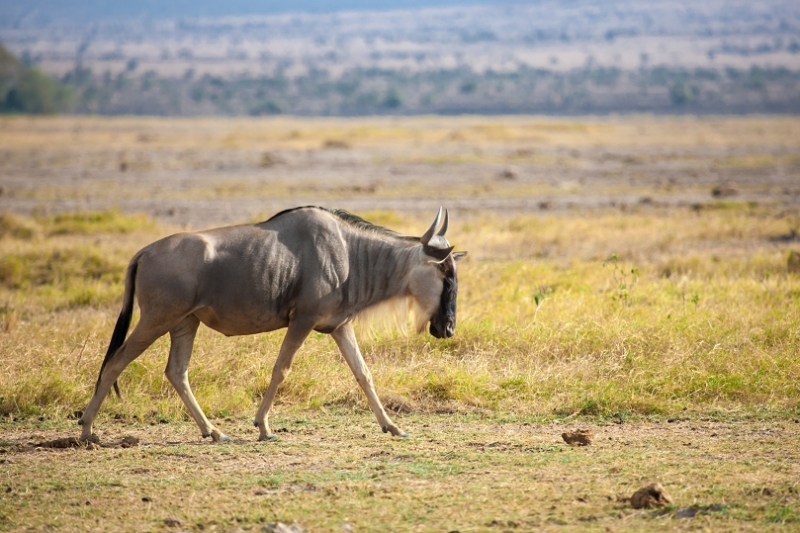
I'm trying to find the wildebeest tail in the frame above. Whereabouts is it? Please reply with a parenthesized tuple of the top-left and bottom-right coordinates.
(95, 257, 139, 399)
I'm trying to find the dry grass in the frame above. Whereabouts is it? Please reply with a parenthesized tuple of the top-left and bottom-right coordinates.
(1, 115, 799, 531)
(2, 115, 799, 153)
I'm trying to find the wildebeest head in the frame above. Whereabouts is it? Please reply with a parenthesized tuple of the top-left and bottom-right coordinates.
(409, 208, 467, 339)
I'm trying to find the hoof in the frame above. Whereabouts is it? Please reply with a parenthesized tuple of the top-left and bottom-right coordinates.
(398, 432, 409, 438)
(382, 426, 406, 437)
(258, 434, 278, 442)
(217, 434, 232, 443)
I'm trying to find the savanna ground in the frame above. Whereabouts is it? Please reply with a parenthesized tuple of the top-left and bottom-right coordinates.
(0, 115, 799, 532)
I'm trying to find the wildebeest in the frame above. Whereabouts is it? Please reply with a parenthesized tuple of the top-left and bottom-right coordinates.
(79, 206, 467, 442)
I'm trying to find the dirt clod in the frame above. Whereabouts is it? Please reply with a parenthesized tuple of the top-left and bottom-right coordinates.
(497, 168, 518, 180)
(164, 517, 182, 527)
(120, 436, 139, 448)
(562, 429, 594, 446)
(630, 483, 673, 509)
(259, 153, 278, 167)
(37, 436, 99, 449)
(323, 139, 350, 149)
(35, 435, 139, 450)
(711, 184, 738, 198)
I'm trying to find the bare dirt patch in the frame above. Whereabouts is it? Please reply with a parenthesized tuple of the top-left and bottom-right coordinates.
(1, 414, 799, 532)
(1, 116, 798, 229)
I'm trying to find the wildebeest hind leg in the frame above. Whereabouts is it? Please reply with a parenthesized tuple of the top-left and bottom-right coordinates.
(331, 323, 407, 437)
(79, 322, 166, 441)
(165, 316, 230, 442)
(253, 318, 314, 441)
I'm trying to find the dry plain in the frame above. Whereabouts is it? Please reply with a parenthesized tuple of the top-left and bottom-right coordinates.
(0, 115, 799, 532)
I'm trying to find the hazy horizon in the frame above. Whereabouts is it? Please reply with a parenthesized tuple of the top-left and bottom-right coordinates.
(1, 0, 498, 25)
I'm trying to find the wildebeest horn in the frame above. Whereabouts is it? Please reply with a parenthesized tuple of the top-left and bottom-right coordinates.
(421, 207, 443, 245)
(436, 209, 449, 237)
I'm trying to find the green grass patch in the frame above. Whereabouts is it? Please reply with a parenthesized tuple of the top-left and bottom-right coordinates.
(41, 208, 155, 235)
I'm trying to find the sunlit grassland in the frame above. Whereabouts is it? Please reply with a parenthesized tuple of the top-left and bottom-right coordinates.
(1, 205, 798, 426)
(2, 114, 799, 533)
(2, 115, 799, 168)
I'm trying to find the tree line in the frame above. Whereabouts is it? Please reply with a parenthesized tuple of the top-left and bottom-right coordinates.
(3, 44, 799, 116)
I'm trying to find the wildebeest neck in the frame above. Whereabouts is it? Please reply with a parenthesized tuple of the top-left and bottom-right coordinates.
(341, 233, 420, 314)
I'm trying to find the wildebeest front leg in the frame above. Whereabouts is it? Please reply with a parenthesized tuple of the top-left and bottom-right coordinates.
(331, 323, 407, 437)
(165, 316, 230, 442)
(253, 319, 314, 441)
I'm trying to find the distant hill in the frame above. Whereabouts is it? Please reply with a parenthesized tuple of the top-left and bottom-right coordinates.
(0, 0, 488, 25)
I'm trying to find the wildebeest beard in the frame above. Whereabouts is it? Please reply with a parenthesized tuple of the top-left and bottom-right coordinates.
(429, 261, 458, 339)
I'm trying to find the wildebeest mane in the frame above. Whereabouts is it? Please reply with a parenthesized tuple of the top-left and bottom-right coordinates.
(266, 206, 419, 243)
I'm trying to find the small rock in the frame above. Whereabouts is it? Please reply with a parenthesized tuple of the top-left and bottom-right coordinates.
(562, 429, 594, 446)
(630, 483, 673, 509)
(262, 523, 305, 533)
(164, 518, 183, 527)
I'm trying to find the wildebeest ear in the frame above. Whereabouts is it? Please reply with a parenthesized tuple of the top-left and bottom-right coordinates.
(423, 245, 454, 262)
(452, 251, 468, 262)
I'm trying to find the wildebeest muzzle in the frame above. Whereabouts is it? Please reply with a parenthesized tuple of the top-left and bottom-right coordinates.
(429, 273, 457, 338)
